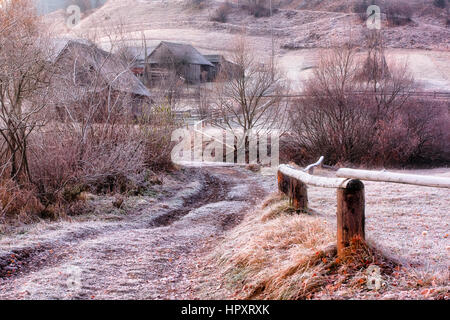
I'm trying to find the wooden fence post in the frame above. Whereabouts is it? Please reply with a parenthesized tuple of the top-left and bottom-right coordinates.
(278, 171, 308, 211)
(336, 179, 365, 256)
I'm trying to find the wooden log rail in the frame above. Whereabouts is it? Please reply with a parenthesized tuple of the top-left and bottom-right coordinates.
(336, 168, 450, 189)
(278, 164, 365, 257)
(278, 163, 450, 256)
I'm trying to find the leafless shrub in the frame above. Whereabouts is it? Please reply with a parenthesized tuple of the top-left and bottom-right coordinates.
(211, 196, 407, 299)
(288, 44, 371, 165)
(370, 99, 450, 167)
(186, 0, 208, 10)
(29, 102, 176, 205)
(150, 71, 185, 110)
(29, 121, 145, 202)
(138, 106, 178, 171)
(76, 126, 145, 194)
(212, 36, 288, 162)
(385, 1, 413, 26)
(433, 0, 447, 9)
(353, 0, 369, 21)
(241, 0, 276, 18)
(359, 30, 390, 81)
(210, 2, 232, 23)
(286, 36, 448, 168)
(0, 4, 181, 222)
(28, 125, 79, 205)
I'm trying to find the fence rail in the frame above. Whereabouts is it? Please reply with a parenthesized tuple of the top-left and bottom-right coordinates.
(336, 168, 450, 189)
(176, 90, 450, 100)
(277, 160, 450, 256)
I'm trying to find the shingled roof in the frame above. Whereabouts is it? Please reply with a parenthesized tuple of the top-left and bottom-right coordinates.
(122, 46, 156, 63)
(203, 54, 223, 64)
(50, 38, 151, 97)
(48, 38, 91, 63)
(149, 41, 214, 66)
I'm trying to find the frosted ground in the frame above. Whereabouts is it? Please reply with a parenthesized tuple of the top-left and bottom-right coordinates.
(0, 166, 448, 299)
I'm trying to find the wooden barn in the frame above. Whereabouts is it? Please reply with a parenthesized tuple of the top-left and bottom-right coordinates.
(203, 54, 223, 81)
(118, 45, 156, 84)
(49, 38, 151, 118)
(148, 41, 214, 84)
(204, 54, 241, 81)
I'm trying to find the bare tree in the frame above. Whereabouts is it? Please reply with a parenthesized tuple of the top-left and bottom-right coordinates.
(211, 36, 288, 161)
(194, 85, 212, 120)
(0, 0, 52, 184)
(288, 37, 420, 166)
(289, 43, 371, 164)
(0, 12, 177, 217)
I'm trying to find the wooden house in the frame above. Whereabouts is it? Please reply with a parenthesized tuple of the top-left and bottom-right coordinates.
(118, 45, 156, 84)
(49, 38, 151, 118)
(147, 41, 214, 84)
(203, 54, 223, 81)
(203, 54, 241, 81)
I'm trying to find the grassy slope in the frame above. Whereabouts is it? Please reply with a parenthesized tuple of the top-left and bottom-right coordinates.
(196, 191, 449, 300)
(44, 0, 450, 90)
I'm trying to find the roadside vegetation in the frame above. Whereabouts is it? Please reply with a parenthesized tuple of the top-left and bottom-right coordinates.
(282, 32, 449, 168)
(0, 1, 176, 227)
(206, 193, 449, 299)
(210, 2, 233, 23)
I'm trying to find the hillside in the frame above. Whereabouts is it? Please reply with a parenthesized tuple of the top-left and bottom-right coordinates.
(43, 0, 450, 90)
(0, 0, 448, 302)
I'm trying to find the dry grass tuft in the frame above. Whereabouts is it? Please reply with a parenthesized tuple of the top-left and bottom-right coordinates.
(0, 179, 44, 224)
(261, 192, 285, 209)
(260, 200, 298, 221)
(214, 195, 334, 299)
(210, 194, 447, 300)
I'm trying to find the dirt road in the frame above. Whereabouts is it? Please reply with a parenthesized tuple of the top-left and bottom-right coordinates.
(0, 166, 273, 299)
(1, 165, 448, 299)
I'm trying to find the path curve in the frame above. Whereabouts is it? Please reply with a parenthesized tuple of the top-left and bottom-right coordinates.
(0, 166, 272, 299)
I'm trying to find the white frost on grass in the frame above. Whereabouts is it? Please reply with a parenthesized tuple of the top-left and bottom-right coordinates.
(0, 166, 269, 299)
(175, 161, 247, 168)
(301, 167, 450, 276)
(172, 200, 248, 239)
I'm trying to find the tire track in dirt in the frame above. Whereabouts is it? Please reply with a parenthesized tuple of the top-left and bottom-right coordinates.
(0, 171, 222, 281)
(149, 173, 230, 227)
(0, 166, 271, 299)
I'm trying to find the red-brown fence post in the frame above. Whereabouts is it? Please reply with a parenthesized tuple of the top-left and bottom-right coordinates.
(336, 179, 365, 256)
(278, 170, 308, 211)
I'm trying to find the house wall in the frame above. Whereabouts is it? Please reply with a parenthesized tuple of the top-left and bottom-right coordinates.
(149, 45, 174, 65)
(149, 44, 204, 83)
(184, 64, 201, 83)
(206, 62, 219, 81)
